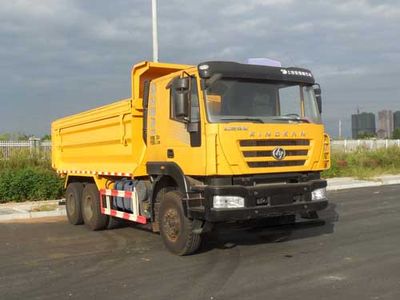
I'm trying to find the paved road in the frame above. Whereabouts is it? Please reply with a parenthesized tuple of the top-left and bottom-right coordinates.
(1, 185, 400, 300)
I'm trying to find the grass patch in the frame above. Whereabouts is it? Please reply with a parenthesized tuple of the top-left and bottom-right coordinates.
(0, 150, 64, 203)
(322, 146, 400, 179)
(31, 203, 59, 212)
(0, 149, 50, 170)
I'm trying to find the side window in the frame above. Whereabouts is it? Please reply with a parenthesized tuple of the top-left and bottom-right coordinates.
(170, 77, 199, 122)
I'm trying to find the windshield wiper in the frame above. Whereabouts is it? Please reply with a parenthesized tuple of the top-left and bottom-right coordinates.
(272, 116, 310, 123)
(220, 117, 264, 123)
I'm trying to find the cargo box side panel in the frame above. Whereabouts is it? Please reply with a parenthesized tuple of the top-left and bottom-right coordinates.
(52, 99, 140, 175)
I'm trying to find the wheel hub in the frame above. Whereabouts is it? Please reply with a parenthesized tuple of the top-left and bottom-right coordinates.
(162, 208, 180, 242)
(83, 195, 94, 220)
(67, 193, 75, 215)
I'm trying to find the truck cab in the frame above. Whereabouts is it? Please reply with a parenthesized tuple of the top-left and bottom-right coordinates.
(137, 61, 330, 252)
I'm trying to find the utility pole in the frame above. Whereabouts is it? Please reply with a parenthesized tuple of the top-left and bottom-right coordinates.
(152, 0, 159, 62)
(339, 120, 342, 139)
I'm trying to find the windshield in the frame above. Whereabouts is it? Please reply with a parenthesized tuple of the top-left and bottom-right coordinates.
(204, 78, 321, 124)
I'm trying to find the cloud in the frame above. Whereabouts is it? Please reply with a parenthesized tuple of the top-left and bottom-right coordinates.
(221, 0, 294, 16)
(0, 0, 399, 138)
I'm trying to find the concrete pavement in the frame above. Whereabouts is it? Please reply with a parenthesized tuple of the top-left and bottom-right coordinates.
(1, 185, 400, 299)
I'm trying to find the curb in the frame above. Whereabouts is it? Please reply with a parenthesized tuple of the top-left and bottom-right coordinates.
(327, 181, 382, 191)
(381, 178, 400, 186)
(0, 207, 66, 222)
(327, 177, 400, 191)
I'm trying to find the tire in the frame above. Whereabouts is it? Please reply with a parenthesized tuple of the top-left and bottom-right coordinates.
(65, 182, 84, 225)
(81, 183, 109, 231)
(107, 216, 126, 229)
(158, 190, 202, 255)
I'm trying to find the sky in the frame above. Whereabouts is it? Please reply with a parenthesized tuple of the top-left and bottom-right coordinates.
(0, 0, 399, 138)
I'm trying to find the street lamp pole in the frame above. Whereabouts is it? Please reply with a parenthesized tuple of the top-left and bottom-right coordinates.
(152, 0, 159, 62)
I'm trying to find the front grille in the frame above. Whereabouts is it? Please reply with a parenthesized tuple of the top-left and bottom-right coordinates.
(248, 160, 306, 168)
(243, 150, 308, 157)
(240, 139, 310, 168)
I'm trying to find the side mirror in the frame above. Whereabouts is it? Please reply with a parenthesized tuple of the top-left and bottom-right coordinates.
(313, 84, 322, 113)
(172, 77, 190, 119)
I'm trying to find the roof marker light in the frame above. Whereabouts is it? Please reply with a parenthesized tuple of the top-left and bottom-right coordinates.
(247, 58, 282, 67)
(199, 64, 209, 70)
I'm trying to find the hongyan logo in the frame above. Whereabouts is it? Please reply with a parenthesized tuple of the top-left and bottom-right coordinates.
(272, 147, 286, 160)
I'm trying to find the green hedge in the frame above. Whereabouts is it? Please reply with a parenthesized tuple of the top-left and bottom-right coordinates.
(0, 167, 64, 202)
(0, 151, 64, 203)
(322, 146, 400, 179)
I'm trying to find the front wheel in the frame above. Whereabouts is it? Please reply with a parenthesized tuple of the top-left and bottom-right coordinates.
(159, 190, 202, 255)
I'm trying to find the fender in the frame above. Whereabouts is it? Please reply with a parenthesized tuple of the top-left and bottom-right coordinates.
(64, 174, 108, 191)
(146, 162, 192, 222)
(146, 162, 190, 197)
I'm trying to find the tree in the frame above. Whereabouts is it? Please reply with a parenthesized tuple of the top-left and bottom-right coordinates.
(15, 133, 32, 141)
(357, 132, 376, 139)
(41, 134, 51, 141)
(0, 133, 11, 141)
(393, 128, 400, 139)
(0, 132, 33, 141)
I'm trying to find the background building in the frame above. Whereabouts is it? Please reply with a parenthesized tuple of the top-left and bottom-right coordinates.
(377, 110, 394, 138)
(351, 112, 376, 138)
(394, 111, 400, 130)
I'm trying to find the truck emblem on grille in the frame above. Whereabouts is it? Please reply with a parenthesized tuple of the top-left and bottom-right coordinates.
(272, 147, 286, 160)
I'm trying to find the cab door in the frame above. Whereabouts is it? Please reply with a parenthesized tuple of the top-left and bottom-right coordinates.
(147, 74, 206, 175)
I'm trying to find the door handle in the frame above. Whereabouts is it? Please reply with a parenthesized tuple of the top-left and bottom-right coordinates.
(167, 149, 174, 158)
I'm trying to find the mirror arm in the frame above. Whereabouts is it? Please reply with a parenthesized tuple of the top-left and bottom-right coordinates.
(166, 76, 179, 89)
(182, 71, 193, 78)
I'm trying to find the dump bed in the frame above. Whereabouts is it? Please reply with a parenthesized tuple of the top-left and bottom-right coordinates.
(52, 98, 140, 177)
(52, 61, 193, 178)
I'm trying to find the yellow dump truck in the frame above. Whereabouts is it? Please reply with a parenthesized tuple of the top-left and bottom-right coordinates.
(52, 60, 330, 255)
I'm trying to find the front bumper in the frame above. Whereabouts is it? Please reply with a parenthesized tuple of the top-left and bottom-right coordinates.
(186, 179, 328, 222)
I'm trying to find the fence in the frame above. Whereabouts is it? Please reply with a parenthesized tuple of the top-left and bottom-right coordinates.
(331, 139, 400, 152)
(0, 138, 51, 159)
(2, 138, 400, 157)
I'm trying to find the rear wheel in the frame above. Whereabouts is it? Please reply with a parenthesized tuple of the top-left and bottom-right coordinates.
(159, 190, 202, 255)
(65, 182, 84, 225)
(82, 183, 109, 230)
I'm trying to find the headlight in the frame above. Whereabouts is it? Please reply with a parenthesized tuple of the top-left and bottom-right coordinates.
(213, 196, 245, 208)
(311, 188, 327, 201)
